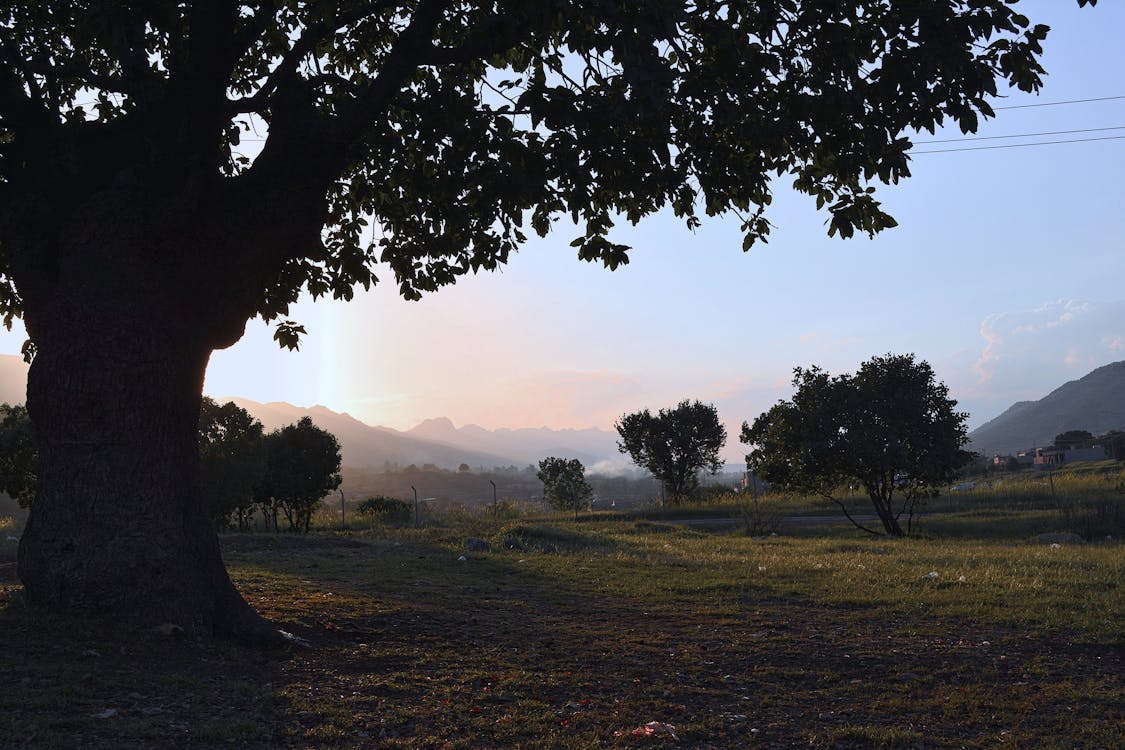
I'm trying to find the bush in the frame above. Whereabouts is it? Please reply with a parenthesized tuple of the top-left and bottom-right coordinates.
(356, 495, 412, 523)
(1056, 478, 1125, 540)
(692, 483, 738, 504)
(740, 493, 783, 537)
(493, 522, 604, 553)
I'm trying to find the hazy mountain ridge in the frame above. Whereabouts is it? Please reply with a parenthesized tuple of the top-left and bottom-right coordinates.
(226, 398, 518, 470)
(968, 360, 1125, 456)
(0, 354, 625, 469)
(406, 416, 621, 466)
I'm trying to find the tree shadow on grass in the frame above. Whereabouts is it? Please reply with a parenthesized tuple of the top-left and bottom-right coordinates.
(1, 530, 1120, 748)
(0, 589, 287, 748)
(226, 531, 1121, 749)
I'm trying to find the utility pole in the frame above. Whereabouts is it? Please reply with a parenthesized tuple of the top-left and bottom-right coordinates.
(490, 479, 497, 517)
(412, 485, 419, 527)
(339, 489, 346, 529)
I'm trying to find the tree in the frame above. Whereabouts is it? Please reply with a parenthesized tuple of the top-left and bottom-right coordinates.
(254, 417, 342, 534)
(1053, 430, 1094, 450)
(0, 2, 1068, 641)
(1099, 430, 1125, 461)
(0, 403, 35, 508)
(742, 354, 971, 537)
(616, 400, 726, 503)
(537, 457, 593, 521)
(198, 398, 266, 531)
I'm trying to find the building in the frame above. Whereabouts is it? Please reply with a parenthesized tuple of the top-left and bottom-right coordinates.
(1032, 445, 1108, 467)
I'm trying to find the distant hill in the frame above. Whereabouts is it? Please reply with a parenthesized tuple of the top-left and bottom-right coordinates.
(0, 354, 626, 470)
(968, 360, 1125, 456)
(406, 417, 623, 469)
(226, 399, 518, 470)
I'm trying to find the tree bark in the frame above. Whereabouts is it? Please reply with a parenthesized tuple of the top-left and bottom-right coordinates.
(16, 306, 282, 643)
(868, 488, 904, 538)
(3, 173, 297, 645)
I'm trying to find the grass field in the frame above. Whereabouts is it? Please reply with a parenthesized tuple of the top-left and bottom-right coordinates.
(1, 498, 1122, 748)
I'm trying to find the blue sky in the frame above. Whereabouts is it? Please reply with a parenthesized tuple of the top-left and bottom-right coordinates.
(2, 1, 1123, 461)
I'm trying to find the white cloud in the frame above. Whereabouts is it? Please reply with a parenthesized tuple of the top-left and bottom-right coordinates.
(959, 299, 1125, 425)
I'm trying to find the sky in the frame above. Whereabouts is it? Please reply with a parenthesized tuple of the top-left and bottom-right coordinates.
(2, 2, 1123, 463)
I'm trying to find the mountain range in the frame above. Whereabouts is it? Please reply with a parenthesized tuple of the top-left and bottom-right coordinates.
(0, 354, 621, 469)
(4, 353, 1124, 468)
(967, 360, 1125, 456)
(224, 399, 623, 470)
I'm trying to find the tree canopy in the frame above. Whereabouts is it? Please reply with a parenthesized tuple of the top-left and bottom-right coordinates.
(1053, 430, 1094, 450)
(537, 456, 594, 520)
(537, 458, 598, 521)
(742, 354, 971, 536)
(0, 2, 1065, 346)
(255, 416, 342, 533)
(0, 402, 34, 508)
(616, 399, 725, 503)
(198, 397, 266, 530)
(0, 0, 1088, 641)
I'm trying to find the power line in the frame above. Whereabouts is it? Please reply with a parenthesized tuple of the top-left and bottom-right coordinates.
(912, 134, 1125, 154)
(914, 125, 1125, 145)
(993, 94, 1125, 110)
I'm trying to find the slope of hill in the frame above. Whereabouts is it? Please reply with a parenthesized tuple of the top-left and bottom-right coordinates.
(968, 360, 1125, 456)
(406, 416, 622, 467)
(226, 399, 518, 470)
(0, 353, 625, 470)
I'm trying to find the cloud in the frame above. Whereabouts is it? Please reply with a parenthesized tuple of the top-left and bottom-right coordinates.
(958, 299, 1125, 425)
(484, 370, 645, 429)
(972, 300, 1122, 385)
(1103, 335, 1125, 352)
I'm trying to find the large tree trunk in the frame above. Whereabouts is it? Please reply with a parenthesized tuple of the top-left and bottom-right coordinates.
(4, 174, 296, 645)
(16, 306, 281, 643)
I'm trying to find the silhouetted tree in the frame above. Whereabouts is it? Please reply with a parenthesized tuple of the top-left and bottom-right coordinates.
(1053, 430, 1094, 450)
(198, 398, 265, 530)
(1099, 431, 1125, 461)
(0, 403, 35, 508)
(0, 1, 1068, 641)
(255, 418, 342, 534)
(616, 400, 726, 503)
(743, 354, 971, 537)
(537, 456, 593, 521)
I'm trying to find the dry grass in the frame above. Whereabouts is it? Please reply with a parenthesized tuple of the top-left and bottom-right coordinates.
(0, 516, 1121, 748)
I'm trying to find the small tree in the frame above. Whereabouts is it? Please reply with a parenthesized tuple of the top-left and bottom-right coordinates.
(1053, 430, 1094, 450)
(0, 404, 36, 508)
(198, 398, 266, 530)
(255, 418, 342, 533)
(615, 400, 726, 504)
(537, 457, 593, 521)
(1099, 431, 1125, 461)
(743, 354, 971, 537)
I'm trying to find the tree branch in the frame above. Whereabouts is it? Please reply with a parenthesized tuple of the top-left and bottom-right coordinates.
(0, 32, 54, 136)
(227, 0, 400, 116)
(335, 0, 450, 132)
(831, 495, 884, 536)
(102, 11, 158, 102)
(230, 1, 280, 66)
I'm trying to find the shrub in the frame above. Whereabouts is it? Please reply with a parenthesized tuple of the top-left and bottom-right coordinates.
(356, 495, 413, 523)
(493, 522, 602, 553)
